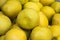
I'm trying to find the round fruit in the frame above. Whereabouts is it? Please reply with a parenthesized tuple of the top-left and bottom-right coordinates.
(57, 36, 60, 40)
(5, 25, 27, 40)
(39, 11, 48, 27)
(16, 8, 39, 30)
(0, 11, 4, 15)
(51, 2, 60, 13)
(51, 25, 60, 37)
(52, 14, 60, 25)
(40, 0, 55, 5)
(24, 2, 43, 12)
(19, 0, 28, 5)
(30, 26, 52, 40)
(48, 25, 51, 28)
(0, 35, 5, 40)
(8, 0, 28, 5)
(0, 0, 7, 8)
(0, 14, 11, 35)
(30, 0, 39, 3)
(41, 6, 55, 20)
(36, 2, 43, 11)
(11, 24, 20, 29)
(2, 0, 22, 18)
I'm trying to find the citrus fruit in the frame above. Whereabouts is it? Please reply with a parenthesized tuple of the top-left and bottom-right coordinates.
(0, 0, 7, 8)
(8, 0, 28, 5)
(48, 25, 51, 28)
(0, 11, 4, 15)
(52, 13, 60, 25)
(41, 6, 55, 20)
(36, 2, 43, 11)
(30, 26, 52, 40)
(19, 0, 28, 5)
(39, 11, 48, 27)
(2, 0, 22, 18)
(0, 35, 5, 40)
(24, 2, 43, 12)
(16, 8, 39, 30)
(30, 0, 40, 3)
(51, 25, 60, 37)
(57, 36, 60, 40)
(40, 0, 55, 5)
(51, 2, 60, 13)
(11, 24, 20, 29)
(0, 14, 11, 35)
(5, 25, 27, 40)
